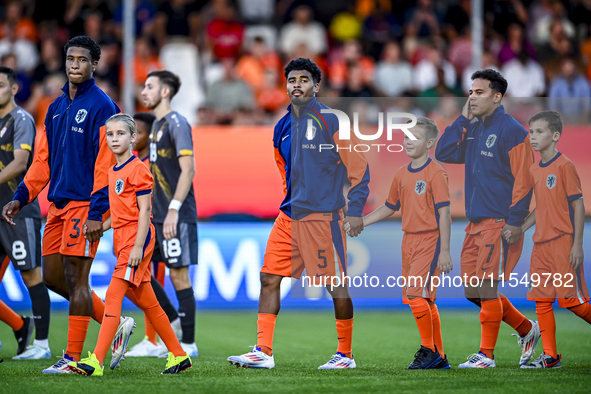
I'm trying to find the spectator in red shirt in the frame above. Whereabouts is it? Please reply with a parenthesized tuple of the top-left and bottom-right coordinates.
(207, 2, 245, 60)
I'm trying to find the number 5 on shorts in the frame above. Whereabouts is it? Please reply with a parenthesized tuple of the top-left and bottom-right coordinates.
(317, 250, 327, 269)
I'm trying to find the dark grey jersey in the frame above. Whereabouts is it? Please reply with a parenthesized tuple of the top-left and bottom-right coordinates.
(0, 106, 41, 218)
(149, 111, 197, 223)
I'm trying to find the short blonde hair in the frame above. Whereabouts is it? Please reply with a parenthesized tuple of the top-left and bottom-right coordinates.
(415, 116, 439, 140)
(106, 113, 137, 135)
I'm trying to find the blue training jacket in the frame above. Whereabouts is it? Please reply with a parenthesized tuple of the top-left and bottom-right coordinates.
(273, 98, 370, 220)
(14, 78, 120, 221)
(435, 105, 533, 226)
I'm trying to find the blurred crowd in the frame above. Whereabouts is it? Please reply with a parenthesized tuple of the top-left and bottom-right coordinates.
(4, 0, 591, 126)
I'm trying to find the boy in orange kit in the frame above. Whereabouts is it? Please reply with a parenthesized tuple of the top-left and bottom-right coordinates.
(346, 117, 453, 369)
(67, 113, 191, 376)
(509, 110, 591, 368)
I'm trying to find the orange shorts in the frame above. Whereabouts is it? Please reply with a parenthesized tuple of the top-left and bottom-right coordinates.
(261, 211, 347, 282)
(402, 230, 440, 303)
(527, 234, 589, 308)
(112, 223, 155, 289)
(43, 202, 100, 258)
(461, 218, 523, 282)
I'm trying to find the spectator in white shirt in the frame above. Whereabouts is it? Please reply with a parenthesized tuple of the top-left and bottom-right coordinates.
(502, 50, 546, 97)
(413, 43, 456, 92)
(279, 5, 327, 57)
(373, 41, 413, 96)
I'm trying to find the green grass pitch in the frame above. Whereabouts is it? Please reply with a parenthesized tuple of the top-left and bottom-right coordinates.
(1, 309, 590, 393)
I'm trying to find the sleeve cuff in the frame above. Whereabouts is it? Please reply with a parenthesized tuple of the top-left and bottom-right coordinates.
(346, 204, 363, 217)
(506, 217, 524, 227)
(385, 200, 400, 211)
(136, 189, 152, 196)
(86, 212, 103, 221)
(568, 194, 583, 202)
(13, 195, 27, 208)
(434, 201, 450, 210)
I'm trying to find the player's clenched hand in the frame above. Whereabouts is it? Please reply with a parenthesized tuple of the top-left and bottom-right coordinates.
(570, 244, 584, 269)
(462, 98, 474, 121)
(163, 209, 179, 240)
(437, 251, 453, 274)
(84, 219, 104, 242)
(128, 246, 143, 267)
(501, 224, 522, 245)
(343, 216, 363, 237)
(2, 200, 20, 225)
(502, 229, 512, 242)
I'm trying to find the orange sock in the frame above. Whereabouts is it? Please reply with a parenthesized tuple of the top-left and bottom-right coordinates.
(134, 281, 184, 357)
(91, 291, 105, 324)
(479, 298, 503, 359)
(94, 278, 129, 364)
(536, 302, 557, 358)
(409, 298, 434, 352)
(145, 314, 158, 345)
(430, 304, 444, 357)
(568, 302, 591, 324)
(67, 315, 91, 361)
(0, 300, 24, 331)
(336, 318, 353, 357)
(499, 293, 531, 336)
(256, 313, 277, 356)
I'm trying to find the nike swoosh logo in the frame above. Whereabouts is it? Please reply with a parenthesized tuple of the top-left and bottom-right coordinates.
(316, 273, 328, 277)
(114, 267, 123, 270)
(257, 331, 263, 335)
(417, 314, 427, 320)
(53, 113, 60, 119)
(482, 266, 491, 271)
(535, 181, 539, 186)
(401, 185, 406, 189)
(338, 337, 345, 340)
(282, 134, 289, 141)
(66, 242, 78, 247)
(105, 314, 116, 318)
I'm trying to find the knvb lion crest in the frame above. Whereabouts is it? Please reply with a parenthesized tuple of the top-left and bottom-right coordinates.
(485, 134, 497, 148)
(75, 109, 88, 124)
(415, 180, 426, 195)
(115, 179, 124, 195)
(546, 174, 557, 189)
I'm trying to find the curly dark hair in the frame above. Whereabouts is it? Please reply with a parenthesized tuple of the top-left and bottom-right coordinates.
(471, 69, 508, 96)
(284, 57, 322, 84)
(529, 110, 563, 135)
(133, 112, 156, 128)
(64, 35, 101, 62)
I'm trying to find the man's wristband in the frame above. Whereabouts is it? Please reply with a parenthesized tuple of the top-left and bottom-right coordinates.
(168, 199, 182, 211)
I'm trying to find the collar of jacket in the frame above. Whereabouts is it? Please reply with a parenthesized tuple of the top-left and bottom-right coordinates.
(287, 97, 319, 117)
(61, 77, 96, 99)
(480, 104, 505, 126)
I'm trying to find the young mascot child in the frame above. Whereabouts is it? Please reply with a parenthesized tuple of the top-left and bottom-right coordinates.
(506, 111, 591, 368)
(346, 117, 453, 369)
(67, 113, 191, 376)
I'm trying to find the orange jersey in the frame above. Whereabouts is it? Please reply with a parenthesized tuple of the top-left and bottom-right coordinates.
(386, 158, 450, 233)
(108, 155, 153, 229)
(530, 153, 582, 243)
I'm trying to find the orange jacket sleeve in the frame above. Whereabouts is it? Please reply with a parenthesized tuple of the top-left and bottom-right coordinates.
(13, 126, 50, 207)
(507, 135, 534, 226)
